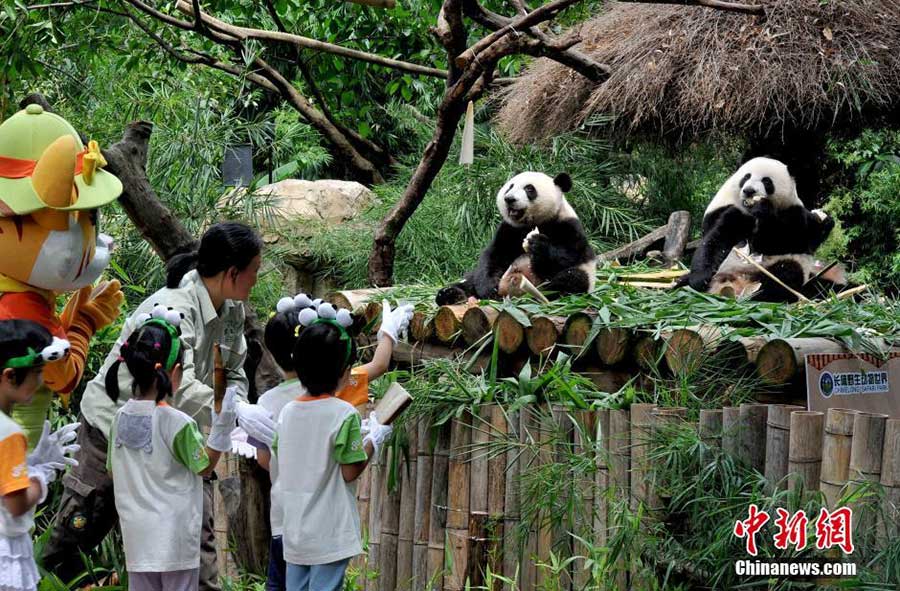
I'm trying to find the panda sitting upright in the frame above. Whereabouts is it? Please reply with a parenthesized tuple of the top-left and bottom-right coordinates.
(677, 157, 844, 302)
(436, 171, 596, 305)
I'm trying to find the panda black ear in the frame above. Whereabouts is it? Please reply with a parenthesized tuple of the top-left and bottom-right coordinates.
(553, 173, 572, 193)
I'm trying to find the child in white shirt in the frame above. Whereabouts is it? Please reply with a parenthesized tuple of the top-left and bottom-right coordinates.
(105, 310, 237, 591)
(255, 297, 412, 591)
(274, 315, 393, 591)
(0, 319, 79, 591)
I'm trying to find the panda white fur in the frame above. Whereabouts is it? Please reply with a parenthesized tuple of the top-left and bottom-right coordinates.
(436, 172, 596, 305)
(678, 157, 841, 302)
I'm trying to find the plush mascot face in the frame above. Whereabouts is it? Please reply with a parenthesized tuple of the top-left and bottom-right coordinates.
(0, 105, 122, 292)
(496, 171, 572, 228)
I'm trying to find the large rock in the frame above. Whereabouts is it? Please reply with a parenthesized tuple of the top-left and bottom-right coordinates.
(258, 179, 375, 226)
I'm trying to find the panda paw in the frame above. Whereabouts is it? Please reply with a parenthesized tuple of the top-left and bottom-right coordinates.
(522, 228, 540, 253)
(525, 232, 552, 260)
(436, 285, 467, 306)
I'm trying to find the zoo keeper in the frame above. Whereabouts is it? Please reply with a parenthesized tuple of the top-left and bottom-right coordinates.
(44, 222, 275, 591)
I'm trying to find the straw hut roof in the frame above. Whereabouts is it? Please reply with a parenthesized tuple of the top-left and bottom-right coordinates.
(495, 1, 900, 144)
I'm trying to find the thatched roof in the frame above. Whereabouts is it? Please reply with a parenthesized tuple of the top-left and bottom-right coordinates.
(495, 1, 900, 143)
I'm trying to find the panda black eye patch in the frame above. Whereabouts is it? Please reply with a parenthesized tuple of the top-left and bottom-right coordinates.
(739, 173, 751, 187)
(524, 184, 537, 200)
(762, 177, 774, 195)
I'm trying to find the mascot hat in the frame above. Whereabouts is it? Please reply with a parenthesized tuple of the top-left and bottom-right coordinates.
(0, 104, 122, 216)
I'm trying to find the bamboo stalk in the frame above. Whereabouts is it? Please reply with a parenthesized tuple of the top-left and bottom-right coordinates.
(849, 412, 889, 539)
(526, 315, 565, 357)
(880, 420, 900, 538)
(595, 327, 631, 366)
(764, 405, 806, 489)
(414, 421, 434, 591)
(731, 246, 810, 302)
(721, 406, 741, 458)
(629, 403, 657, 512)
(495, 310, 526, 354)
(738, 403, 768, 473)
(788, 411, 825, 495)
(434, 305, 468, 344)
(820, 408, 858, 508)
(428, 424, 451, 589)
(397, 424, 418, 590)
(462, 306, 499, 346)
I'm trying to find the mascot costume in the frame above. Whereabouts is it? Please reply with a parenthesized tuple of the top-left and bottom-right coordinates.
(0, 103, 124, 446)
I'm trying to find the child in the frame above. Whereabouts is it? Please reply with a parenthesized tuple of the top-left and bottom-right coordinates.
(256, 296, 412, 591)
(105, 308, 237, 591)
(0, 319, 80, 591)
(274, 315, 394, 591)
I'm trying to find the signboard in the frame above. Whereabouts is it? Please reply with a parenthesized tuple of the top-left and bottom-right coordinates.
(806, 352, 900, 417)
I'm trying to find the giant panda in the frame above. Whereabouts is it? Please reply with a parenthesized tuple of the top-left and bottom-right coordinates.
(677, 157, 843, 302)
(436, 171, 597, 305)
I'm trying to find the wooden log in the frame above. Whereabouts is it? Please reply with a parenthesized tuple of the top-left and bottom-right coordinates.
(849, 412, 889, 537)
(664, 326, 721, 375)
(390, 341, 490, 373)
(502, 410, 521, 582)
(579, 367, 634, 394)
(495, 310, 526, 354)
(630, 403, 657, 511)
(462, 306, 499, 346)
(721, 406, 741, 458)
(327, 288, 386, 312)
(820, 408, 858, 508)
(756, 338, 849, 386)
(662, 210, 691, 263)
(633, 334, 663, 371)
(788, 411, 825, 494)
(428, 424, 451, 589)
(596, 327, 631, 366)
(397, 424, 418, 591)
(526, 315, 565, 357)
(434, 305, 468, 344)
(380, 452, 401, 591)
(598, 223, 668, 263)
(414, 421, 434, 591)
(880, 420, 900, 537)
(764, 405, 806, 489)
(410, 311, 435, 342)
(563, 311, 594, 352)
(364, 300, 383, 328)
(738, 403, 769, 473)
(714, 336, 767, 371)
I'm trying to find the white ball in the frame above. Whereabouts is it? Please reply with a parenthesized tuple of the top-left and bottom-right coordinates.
(164, 309, 183, 327)
(317, 302, 337, 319)
(298, 308, 319, 327)
(276, 297, 295, 314)
(150, 304, 168, 319)
(336, 309, 353, 328)
(294, 293, 313, 309)
(134, 312, 151, 325)
(312, 298, 323, 309)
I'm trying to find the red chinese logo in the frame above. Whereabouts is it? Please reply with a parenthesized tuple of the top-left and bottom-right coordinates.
(733, 504, 770, 556)
(815, 507, 854, 554)
(773, 508, 808, 551)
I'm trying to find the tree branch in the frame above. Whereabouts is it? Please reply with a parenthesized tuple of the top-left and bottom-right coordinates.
(622, 0, 763, 15)
(174, 0, 449, 79)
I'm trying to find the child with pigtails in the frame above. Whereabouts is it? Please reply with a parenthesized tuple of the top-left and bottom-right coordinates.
(104, 306, 239, 591)
(253, 295, 412, 591)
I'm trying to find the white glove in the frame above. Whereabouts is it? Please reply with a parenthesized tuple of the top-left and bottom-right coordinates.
(27, 466, 51, 503)
(229, 427, 258, 459)
(236, 400, 276, 448)
(377, 300, 414, 344)
(361, 411, 392, 457)
(208, 387, 238, 452)
(27, 420, 80, 471)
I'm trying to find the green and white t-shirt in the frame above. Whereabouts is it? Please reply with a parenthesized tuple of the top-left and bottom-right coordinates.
(257, 379, 304, 537)
(108, 399, 209, 572)
(274, 395, 368, 565)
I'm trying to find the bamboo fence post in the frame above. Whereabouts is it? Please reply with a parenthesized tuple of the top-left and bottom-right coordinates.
(487, 405, 507, 586)
(462, 306, 499, 346)
(764, 404, 805, 489)
(467, 408, 490, 586)
(592, 409, 609, 545)
(526, 315, 565, 357)
(819, 408, 858, 509)
(608, 408, 630, 591)
(519, 407, 540, 591)
(380, 453, 401, 591)
(367, 453, 384, 591)
(787, 411, 825, 494)
(414, 421, 434, 591)
(722, 406, 741, 458)
(880, 420, 900, 538)
(848, 412, 888, 539)
(629, 403, 657, 512)
(502, 410, 522, 584)
(466, 512, 490, 588)
(550, 404, 573, 591)
(397, 423, 418, 590)
(355, 457, 372, 577)
(445, 414, 472, 591)
(699, 409, 723, 464)
(428, 424, 451, 590)
(495, 311, 526, 354)
(650, 407, 687, 516)
(737, 403, 769, 473)
(596, 328, 631, 366)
